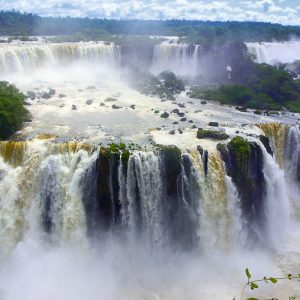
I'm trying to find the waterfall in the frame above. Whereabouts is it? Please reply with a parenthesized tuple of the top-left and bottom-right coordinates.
(259, 123, 287, 168)
(151, 43, 200, 76)
(261, 147, 290, 250)
(260, 123, 300, 218)
(0, 42, 121, 74)
(284, 125, 300, 217)
(126, 151, 164, 245)
(246, 41, 300, 65)
(189, 151, 244, 251)
(0, 136, 299, 257)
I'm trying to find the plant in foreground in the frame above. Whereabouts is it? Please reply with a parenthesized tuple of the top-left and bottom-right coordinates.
(233, 268, 300, 300)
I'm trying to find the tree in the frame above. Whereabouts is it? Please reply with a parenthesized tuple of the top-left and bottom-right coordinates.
(0, 81, 27, 140)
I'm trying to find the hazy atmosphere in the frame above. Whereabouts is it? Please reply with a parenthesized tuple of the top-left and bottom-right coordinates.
(0, 1, 300, 300)
(0, 0, 300, 24)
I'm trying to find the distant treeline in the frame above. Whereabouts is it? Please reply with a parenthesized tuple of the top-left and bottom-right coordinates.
(1, 10, 300, 44)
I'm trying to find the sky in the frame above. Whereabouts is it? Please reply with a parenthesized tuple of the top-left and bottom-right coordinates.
(0, 0, 300, 25)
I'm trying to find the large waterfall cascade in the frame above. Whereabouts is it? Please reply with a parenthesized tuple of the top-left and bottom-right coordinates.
(0, 42, 121, 74)
(0, 123, 299, 258)
(246, 41, 300, 65)
(151, 43, 201, 76)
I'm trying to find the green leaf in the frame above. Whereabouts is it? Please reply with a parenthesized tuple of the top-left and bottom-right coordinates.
(250, 282, 259, 289)
(247, 298, 259, 300)
(270, 277, 278, 283)
(246, 268, 251, 279)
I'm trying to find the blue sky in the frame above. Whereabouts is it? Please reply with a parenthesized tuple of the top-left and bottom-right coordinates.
(0, 0, 300, 25)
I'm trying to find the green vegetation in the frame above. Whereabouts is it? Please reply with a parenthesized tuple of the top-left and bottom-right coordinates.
(129, 69, 185, 100)
(1, 11, 300, 44)
(237, 268, 300, 300)
(190, 61, 300, 112)
(160, 112, 169, 118)
(99, 143, 130, 164)
(0, 81, 28, 140)
(196, 128, 229, 140)
(228, 136, 251, 166)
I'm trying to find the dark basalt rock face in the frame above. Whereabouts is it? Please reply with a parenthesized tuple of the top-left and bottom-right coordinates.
(259, 135, 273, 156)
(81, 147, 129, 236)
(159, 146, 199, 249)
(218, 137, 266, 247)
(96, 149, 122, 230)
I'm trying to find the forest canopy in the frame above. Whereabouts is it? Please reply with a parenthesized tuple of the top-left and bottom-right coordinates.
(1, 10, 300, 44)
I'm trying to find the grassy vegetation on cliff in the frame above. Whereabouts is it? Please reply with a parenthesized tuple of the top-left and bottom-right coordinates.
(197, 128, 229, 140)
(0, 81, 28, 140)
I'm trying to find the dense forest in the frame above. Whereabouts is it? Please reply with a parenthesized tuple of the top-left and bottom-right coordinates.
(1, 10, 300, 44)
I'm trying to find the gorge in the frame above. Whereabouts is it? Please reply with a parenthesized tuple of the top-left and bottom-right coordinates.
(0, 37, 300, 300)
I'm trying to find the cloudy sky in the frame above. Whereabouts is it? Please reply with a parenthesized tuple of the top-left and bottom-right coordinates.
(0, 0, 300, 25)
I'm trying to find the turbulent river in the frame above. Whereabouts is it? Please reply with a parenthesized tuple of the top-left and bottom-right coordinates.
(0, 40, 300, 300)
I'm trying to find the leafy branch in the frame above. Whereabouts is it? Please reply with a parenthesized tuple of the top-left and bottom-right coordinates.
(236, 268, 300, 300)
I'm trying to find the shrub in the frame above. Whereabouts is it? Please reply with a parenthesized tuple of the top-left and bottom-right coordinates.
(197, 128, 229, 140)
(0, 81, 27, 140)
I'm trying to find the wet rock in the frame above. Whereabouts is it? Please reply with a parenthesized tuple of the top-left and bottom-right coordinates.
(208, 122, 219, 127)
(86, 85, 96, 90)
(178, 129, 183, 134)
(112, 104, 122, 109)
(48, 88, 56, 96)
(59, 103, 65, 108)
(59, 94, 66, 98)
(197, 128, 229, 140)
(72, 105, 77, 110)
(219, 137, 266, 246)
(178, 103, 185, 108)
(236, 106, 248, 112)
(178, 112, 185, 117)
(160, 112, 169, 118)
(259, 135, 273, 156)
(26, 91, 36, 100)
(172, 109, 180, 114)
(41, 92, 51, 99)
(100, 102, 105, 106)
(156, 127, 161, 131)
(130, 105, 136, 109)
(154, 110, 160, 114)
(201, 100, 207, 105)
(188, 120, 194, 123)
(180, 118, 187, 122)
(86, 99, 93, 105)
(169, 130, 176, 135)
(172, 121, 179, 125)
(197, 145, 204, 156)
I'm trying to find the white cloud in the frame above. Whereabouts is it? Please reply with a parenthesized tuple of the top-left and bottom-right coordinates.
(0, 0, 299, 25)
